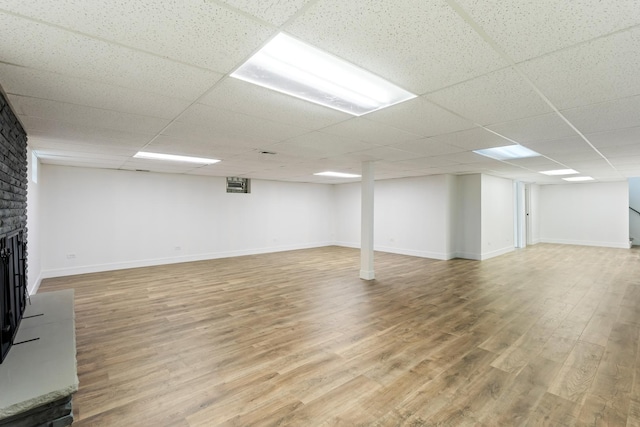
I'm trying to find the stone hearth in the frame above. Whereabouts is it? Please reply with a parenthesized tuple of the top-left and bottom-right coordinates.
(0, 290, 78, 426)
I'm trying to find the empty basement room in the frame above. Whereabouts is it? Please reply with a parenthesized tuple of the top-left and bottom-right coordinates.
(2, 0, 640, 426)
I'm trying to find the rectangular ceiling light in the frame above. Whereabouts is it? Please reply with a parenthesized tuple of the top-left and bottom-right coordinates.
(473, 145, 541, 161)
(231, 33, 416, 116)
(134, 152, 220, 164)
(562, 176, 594, 182)
(314, 171, 361, 178)
(540, 169, 578, 176)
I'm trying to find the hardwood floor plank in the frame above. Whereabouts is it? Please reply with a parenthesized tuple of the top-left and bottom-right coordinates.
(548, 340, 605, 403)
(35, 244, 640, 425)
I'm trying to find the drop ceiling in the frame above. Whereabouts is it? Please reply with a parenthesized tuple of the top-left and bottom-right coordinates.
(1, 0, 639, 184)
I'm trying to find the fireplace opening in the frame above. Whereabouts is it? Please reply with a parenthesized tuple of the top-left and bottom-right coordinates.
(0, 229, 27, 363)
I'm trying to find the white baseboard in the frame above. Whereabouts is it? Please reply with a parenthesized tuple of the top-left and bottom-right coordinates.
(454, 252, 481, 260)
(41, 242, 334, 279)
(480, 246, 515, 260)
(540, 238, 630, 249)
(27, 271, 44, 295)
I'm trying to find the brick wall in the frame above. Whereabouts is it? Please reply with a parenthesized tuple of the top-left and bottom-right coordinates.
(0, 92, 27, 238)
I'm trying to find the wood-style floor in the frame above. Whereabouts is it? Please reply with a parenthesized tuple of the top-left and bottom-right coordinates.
(39, 244, 640, 426)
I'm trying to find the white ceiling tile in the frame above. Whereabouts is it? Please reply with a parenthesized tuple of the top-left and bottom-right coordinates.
(389, 138, 466, 157)
(199, 78, 350, 129)
(348, 147, 419, 162)
(438, 164, 493, 174)
(38, 153, 126, 169)
(392, 156, 460, 170)
(561, 158, 617, 170)
(597, 144, 640, 158)
(608, 155, 640, 167)
(0, 63, 191, 119)
(619, 168, 640, 178)
(144, 135, 253, 160)
(10, 95, 170, 134)
(303, 156, 365, 171)
(0, 12, 222, 99)
(119, 158, 203, 174)
(520, 27, 640, 110)
(28, 137, 139, 157)
(426, 67, 553, 125)
(587, 127, 640, 148)
(320, 118, 422, 146)
(176, 103, 312, 142)
(546, 151, 606, 164)
(430, 127, 510, 150)
(161, 122, 280, 149)
(561, 95, 640, 134)
(487, 113, 577, 143)
(525, 136, 592, 154)
(435, 151, 499, 165)
(364, 96, 474, 137)
(269, 132, 374, 158)
(216, 0, 314, 26)
(187, 162, 257, 176)
(0, 0, 273, 73)
(34, 149, 128, 162)
(20, 116, 152, 148)
(455, 0, 640, 62)
(286, 0, 507, 94)
(504, 157, 566, 170)
(226, 150, 305, 166)
(38, 155, 124, 168)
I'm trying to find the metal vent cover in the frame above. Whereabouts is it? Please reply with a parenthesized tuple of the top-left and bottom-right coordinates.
(226, 177, 250, 193)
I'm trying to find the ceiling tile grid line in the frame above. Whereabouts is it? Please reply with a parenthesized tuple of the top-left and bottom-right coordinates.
(444, 0, 623, 178)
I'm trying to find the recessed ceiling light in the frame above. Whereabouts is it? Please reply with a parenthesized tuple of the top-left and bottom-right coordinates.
(562, 176, 595, 182)
(231, 33, 416, 116)
(540, 169, 578, 176)
(134, 152, 220, 164)
(473, 145, 541, 160)
(314, 171, 361, 178)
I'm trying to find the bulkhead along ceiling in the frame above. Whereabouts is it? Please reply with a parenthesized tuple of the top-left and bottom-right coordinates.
(1, 0, 640, 184)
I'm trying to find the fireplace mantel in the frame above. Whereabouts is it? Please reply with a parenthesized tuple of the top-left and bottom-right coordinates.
(0, 290, 78, 426)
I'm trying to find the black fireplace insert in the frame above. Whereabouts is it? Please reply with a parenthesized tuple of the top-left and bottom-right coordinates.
(0, 229, 27, 364)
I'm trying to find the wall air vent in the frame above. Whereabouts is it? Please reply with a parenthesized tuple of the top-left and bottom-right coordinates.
(226, 177, 251, 194)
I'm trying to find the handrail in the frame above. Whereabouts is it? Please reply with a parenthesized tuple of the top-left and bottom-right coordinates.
(630, 206, 640, 216)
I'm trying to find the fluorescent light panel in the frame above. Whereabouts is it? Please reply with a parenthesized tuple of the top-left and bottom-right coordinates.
(473, 145, 541, 160)
(134, 152, 220, 164)
(540, 169, 578, 176)
(231, 33, 416, 116)
(563, 176, 594, 182)
(314, 171, 361, 178)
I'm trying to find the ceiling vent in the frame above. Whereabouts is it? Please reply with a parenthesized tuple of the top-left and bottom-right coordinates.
(226, 177, 250, 194)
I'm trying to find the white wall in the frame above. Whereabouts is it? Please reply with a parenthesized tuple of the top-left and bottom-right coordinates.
(375, 175, 456, 259)
(334, 175, 457, 260)
(540, 181, 629, 248)
(40, 165, 335, 278)
(26, 148, 42, 293)
(629, 178, 640, 245)
(456, 174, 481, 260)
(334, 182, 360, 248)
(481, 175, 515, 260)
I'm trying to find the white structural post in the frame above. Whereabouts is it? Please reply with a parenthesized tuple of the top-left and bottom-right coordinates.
(360, 161, 375, 280)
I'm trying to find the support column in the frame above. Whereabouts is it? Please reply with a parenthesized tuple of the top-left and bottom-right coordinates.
(360, 161, 375, 280)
